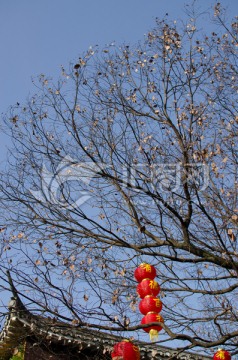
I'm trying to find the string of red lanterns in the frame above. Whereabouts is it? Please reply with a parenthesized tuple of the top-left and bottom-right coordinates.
(111, 264, 232, 359)
(135, 263, 164, 341)
(111, 265, 232, 359)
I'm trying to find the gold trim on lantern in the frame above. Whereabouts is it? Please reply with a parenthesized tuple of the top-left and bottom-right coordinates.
(140, 278, 151, 282)
(146, 311, 159, 315)
(140, 263, 152, 271)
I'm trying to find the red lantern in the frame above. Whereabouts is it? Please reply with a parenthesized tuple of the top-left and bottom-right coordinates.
(137, 279, 160, 298)
(213, 349, 231, 360)
(141, 312, 164, 341)
(111, 340, 140, 360)
(134, 263, 156, 282)
(139, 295, 163, 315)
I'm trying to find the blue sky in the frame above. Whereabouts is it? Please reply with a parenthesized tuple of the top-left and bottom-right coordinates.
(0, 0, 237, 159)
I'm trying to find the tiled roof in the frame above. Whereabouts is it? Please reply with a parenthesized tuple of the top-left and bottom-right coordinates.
(0, 296, 211, 360)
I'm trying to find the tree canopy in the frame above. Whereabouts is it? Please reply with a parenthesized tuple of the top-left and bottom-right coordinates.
(0, 3, 238, 356)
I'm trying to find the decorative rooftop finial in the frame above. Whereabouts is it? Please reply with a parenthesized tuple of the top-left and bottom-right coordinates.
(6, 270, 27, 313)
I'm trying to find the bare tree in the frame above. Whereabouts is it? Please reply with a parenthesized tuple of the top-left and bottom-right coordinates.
(0, 3, 238, 356)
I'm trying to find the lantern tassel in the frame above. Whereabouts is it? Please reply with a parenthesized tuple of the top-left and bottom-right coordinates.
(149, 329, 158, 342)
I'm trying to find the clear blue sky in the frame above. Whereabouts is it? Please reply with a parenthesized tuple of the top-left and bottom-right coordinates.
(0, 0, 237, 159)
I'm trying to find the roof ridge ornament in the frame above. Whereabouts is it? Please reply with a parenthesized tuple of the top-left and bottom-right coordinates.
(6, 270, 28, 314)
